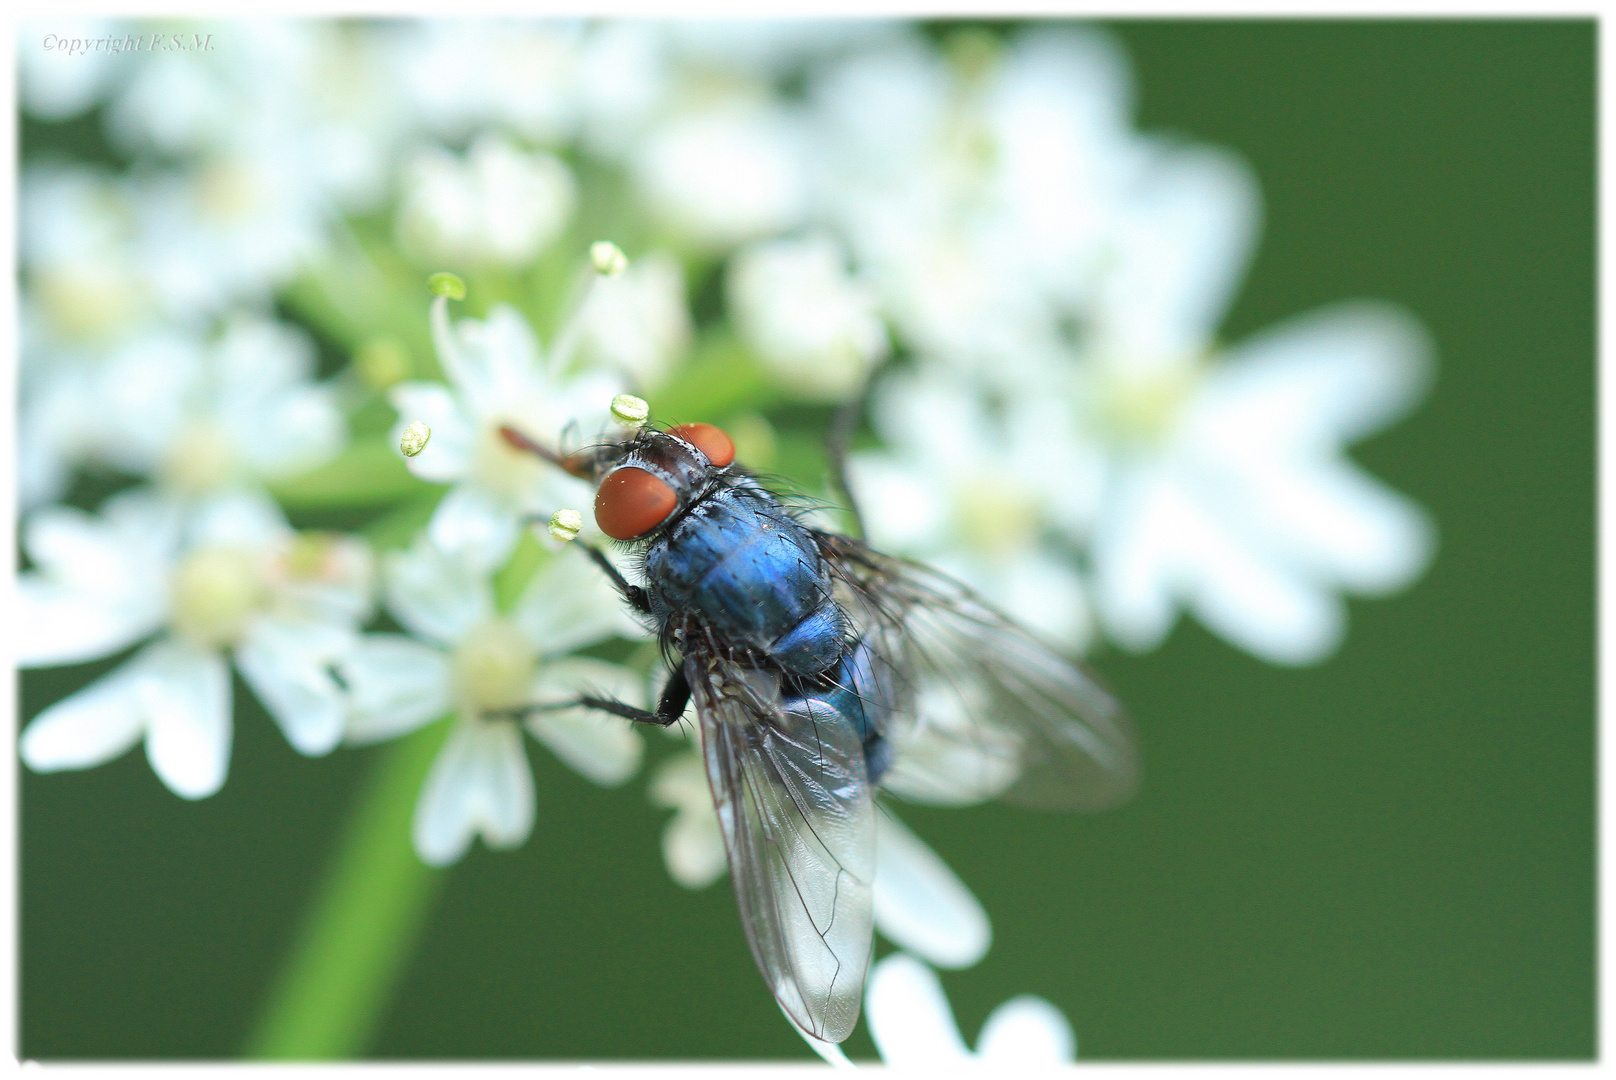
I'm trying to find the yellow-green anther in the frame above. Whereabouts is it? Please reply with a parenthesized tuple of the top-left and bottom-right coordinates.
(590, 241, 628, 276)
(548, 508, 583, 543)
(427, 272, 466, 300)
(611, 393, 650, 428)
(400, 421, 431, 458)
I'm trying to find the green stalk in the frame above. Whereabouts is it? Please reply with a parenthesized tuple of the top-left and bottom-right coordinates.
(245, 718, 451, 1059)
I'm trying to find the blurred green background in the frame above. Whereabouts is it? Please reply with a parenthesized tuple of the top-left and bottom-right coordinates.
(19, 20, 1593, 1059)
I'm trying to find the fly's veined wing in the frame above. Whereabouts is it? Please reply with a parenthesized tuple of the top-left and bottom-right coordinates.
(688, 653, 876, 1044)
(817, 533, 1139, 812)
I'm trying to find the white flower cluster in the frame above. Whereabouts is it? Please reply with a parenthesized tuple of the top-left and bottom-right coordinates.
(20, 17, 1437, 1059)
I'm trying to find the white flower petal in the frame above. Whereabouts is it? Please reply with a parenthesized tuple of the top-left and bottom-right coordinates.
(1166, 478, 1344, 665)
(1096, 465, 1345, 663)
(427, 482, 520, 574)
(97, 333, 207, 474)
(1208, 300, 1435, 447)
(846, 452, 949, 555)
(458, 304, 547, 415)
(650, 751, 727, 889)
(865, 953, 972, 1066)
(527, 658, 644, 786)
(388, 381, 476, 483)
(278, 532, 377, 626)
(16, 576, 163, 669)
(1101, 139, 1261, 362)
(213, 314, 316, 400)
(137, 639, 232, 799)
(1223, 455, 1437, 596)
(873, 814, 991, 969)
(1089, 467, 1190, 653)
(340, 634, 453, 744)
(663, 803, 728, 890)
(976, 995, 1076, 1063)
(728, 234, 885, 400)
(235, 617, 354, 756)
(578, 250, 691, 386)
(634, 102, 808, 248)
(384, 537, 494, 646)
(187, 487, 291, 550)
(20, 656, 147, 771)
(989, 553, 1093, 656)
(235, 383, 346, 480)
(1187, 549, 1343, 667)
(413, 720, 535, 866)
(24, 489, 178, 597)
(511, 546, 647, 654)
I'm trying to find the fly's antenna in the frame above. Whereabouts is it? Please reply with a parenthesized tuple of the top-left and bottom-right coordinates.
(825, 390, 869, 540)
(499, 424, 595, 476)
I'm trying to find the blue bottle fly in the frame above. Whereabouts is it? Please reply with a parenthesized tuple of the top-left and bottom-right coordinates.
(503, 418, 1137, 1045)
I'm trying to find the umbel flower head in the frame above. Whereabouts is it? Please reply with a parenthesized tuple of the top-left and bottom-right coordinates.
(341, 536, 648, 865)
(1066, 140, 1437, 664)
(389, 260, 688, 573)
(19, 488, 373, 798)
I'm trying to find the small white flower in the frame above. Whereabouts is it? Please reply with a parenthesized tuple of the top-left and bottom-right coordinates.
(633, 98, 809, 250)
(125, 150, 327, 318)
(849, 367, 1097, 652)
(810, 27, 1136, 383)
(20, 166, 147, 345)
(1077, 140, 1436, 664)
(396, 135, 577, 268)
(727, 233, 888, 401)
(19, 488, 374, 798)
(864, 953, 1076, 1066)
(109, 20, 407, 213)
(18, 167, 152, 508)
(573, 251, 692, 387)
(388, 297, 622, 572)
(19, 17, 131, 121)
(95, 314, 347, 498)
(342, 537, 648, 866)
(387, 20, 581, 145)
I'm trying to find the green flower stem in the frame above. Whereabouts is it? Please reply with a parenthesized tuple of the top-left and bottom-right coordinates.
(245, 718, 451, 1059)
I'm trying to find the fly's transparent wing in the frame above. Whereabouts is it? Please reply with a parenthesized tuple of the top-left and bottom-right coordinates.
(818, 532, 1139, 811)
(688, 652, 875, 1043)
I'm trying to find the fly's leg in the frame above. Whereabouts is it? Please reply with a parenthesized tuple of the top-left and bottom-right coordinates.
(826, 389, 868, 541)
(536, 665, 691, 729)
(580, 543, 652, 615)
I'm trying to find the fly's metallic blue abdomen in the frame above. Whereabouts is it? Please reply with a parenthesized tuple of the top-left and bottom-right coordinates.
(643, 483, 846, 677)
(783, 639, 898, 784)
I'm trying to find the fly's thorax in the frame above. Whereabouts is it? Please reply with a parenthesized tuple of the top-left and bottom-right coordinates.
(644, 486, 846, 677)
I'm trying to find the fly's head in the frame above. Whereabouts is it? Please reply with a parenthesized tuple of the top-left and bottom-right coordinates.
(592, 423, 736, 541)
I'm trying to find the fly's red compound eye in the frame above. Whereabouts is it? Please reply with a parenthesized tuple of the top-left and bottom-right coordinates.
(668, 423, 736, 467)
(595, 467, 677, 540)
